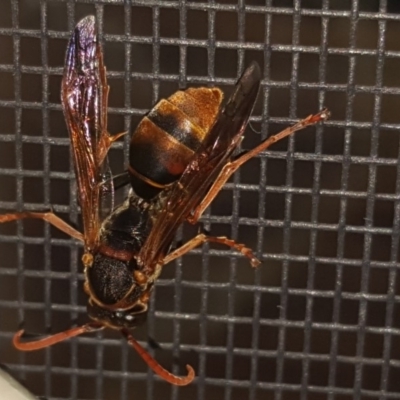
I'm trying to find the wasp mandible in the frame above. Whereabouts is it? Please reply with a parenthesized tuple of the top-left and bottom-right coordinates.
(0, 16, 329, 385)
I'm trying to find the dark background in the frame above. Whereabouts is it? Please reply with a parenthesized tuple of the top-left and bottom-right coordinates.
(0, 1, 400, 399)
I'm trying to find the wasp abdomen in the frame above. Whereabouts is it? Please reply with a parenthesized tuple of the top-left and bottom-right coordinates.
(129, 87, 223, 200)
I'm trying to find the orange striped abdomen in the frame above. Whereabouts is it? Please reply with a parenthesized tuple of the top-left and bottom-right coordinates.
(129, 87, 223, 200)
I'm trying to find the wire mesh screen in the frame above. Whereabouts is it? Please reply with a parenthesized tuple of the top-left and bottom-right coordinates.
(0, 0, 400, 399)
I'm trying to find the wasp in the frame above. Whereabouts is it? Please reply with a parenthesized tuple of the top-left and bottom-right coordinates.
(0, 16, 329, 385)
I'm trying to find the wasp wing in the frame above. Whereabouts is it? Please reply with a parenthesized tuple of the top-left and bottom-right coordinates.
(61, 16, 113, 252)
(138, 62, 261, 271)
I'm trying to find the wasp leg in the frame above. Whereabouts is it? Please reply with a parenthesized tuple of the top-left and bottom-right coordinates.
(163, 233, 260, 268)
(188, 109, 330, 224)
(111, 170, 130, 191)
(13, 323, 103, 351)
(121, 328, 195, 386)
(97, 130, 127, 166)
(0, 211, 84, 242)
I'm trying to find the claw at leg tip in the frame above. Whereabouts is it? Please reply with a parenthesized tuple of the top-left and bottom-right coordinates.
(184, 364, 196, 384)
(13, 329, 24, 338)
(251, 258, 261, 268)
(12, 329, 25, 348)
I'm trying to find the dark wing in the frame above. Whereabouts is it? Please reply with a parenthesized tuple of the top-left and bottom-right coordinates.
(138, 62, 261, 271)
(61, 16, 114, 252)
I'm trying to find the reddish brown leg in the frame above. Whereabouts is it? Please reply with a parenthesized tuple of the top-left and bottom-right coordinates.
(97, 130, 127, 166)
(0, 211, 84, 242)
(13, 323, 103, 351)
(188, 109, 330, 224)
(121, 328, 195, 386)
(163, 233, 260, 268)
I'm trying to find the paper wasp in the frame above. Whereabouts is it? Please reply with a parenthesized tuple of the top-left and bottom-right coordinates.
(0, 16, 329, 385)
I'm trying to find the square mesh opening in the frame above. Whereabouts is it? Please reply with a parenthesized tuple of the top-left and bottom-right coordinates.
(1, 1, 400, 399)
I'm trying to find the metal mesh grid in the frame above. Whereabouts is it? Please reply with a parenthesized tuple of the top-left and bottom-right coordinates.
(0, 0, 400, 399)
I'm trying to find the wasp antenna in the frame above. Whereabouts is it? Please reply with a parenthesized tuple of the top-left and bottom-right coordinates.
(13, 323, 103, 351)
(121, 328, 195, 386)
